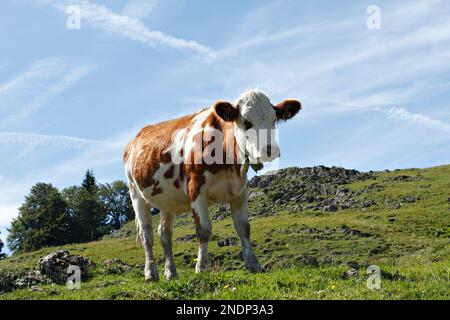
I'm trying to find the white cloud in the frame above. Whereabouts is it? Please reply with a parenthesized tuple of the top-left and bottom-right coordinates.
(384, 107, 450, 136)
(0, 204, 19, 227)
(122, 0, 158, 19)
(0, 57, 94, 129)
(31, 0, 213, 55)
(0, 131, 104, 149)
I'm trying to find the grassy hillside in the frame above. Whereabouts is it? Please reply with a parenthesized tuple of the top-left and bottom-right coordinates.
(1, 165, 449, 300)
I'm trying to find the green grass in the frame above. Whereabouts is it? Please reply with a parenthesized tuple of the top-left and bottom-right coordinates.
(1, 165, 449, 300)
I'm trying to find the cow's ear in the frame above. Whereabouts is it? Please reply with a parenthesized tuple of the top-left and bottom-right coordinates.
(214, 101, 239, 122)
(274, 100, 301, 121)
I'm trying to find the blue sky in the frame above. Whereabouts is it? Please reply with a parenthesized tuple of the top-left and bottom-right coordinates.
(1, 0, 450, 252)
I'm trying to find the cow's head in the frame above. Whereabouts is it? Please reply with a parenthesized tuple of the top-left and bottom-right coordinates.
(214, 90, 301, 166)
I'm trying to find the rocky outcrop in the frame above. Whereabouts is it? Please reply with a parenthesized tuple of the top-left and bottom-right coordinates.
(39, 250, 95, 284)
(245, 166, 376, 215)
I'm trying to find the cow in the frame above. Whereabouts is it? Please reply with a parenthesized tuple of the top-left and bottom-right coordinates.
(124, 90, 301, 282)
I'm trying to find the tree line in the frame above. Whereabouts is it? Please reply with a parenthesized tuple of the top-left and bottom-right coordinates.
(6, 170, 134, 253)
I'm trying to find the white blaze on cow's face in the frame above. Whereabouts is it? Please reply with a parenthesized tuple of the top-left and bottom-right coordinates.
(235, 91, 279, 164)
(214, 90, 302, 165)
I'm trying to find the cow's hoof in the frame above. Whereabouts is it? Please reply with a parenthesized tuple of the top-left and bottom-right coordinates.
(165, 265, 178, 280)
(145, 266, 159, 282)
(165, 271, 178, 281)
(145, 274, 159, 282)
(247, 263, 262, 273)
(195, 262, 208, 273)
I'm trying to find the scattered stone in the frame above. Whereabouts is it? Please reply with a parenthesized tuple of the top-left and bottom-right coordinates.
(402, 196, 417, 203)
(39, 250, 96, 285)
(14, 270, 50, 289)
(301, 227, 320, 234)
(361, 199, 376, 208)
(323, 204, 338, 212)
(217, 237, 238, 247)
(338, 225, 370, 237)
(212, 204, 229, 221)
(175, 234, 196, 242)
(391, 175, 424, 182)
(343, 268, 359, 279)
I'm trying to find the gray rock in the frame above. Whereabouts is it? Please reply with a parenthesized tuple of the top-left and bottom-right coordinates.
(402, 196, 417, 203)
(323, 204, 338, 212)
(343, 268, 359, 279)
(39, 250, 95, 284)
(175, 234, 196, 242)
(217, 237, 238, 247)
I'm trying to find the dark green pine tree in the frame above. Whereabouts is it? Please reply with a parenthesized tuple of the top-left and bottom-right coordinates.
(81, 169, 97, 194)
(63, 170, 107, 242)
(7, 183, 70, 253)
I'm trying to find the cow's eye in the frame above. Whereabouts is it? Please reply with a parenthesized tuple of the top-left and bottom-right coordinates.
(244, 120, 253, 130)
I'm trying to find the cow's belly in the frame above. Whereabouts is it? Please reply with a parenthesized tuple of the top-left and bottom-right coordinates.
(139, 164, 246, 214)
(141, 178, 191, 214)
(139, 163, 191, 214)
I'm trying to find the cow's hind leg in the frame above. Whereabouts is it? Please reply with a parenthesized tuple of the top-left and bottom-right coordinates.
(190, 196, 211, 273)
(230, 189, 261, 273)
(158, 212, 178, 280)
(130, 185, 159, 282)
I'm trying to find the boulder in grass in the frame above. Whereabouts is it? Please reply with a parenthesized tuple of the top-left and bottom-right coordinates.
(343, 268, 359, 279)
(39, 250, 96, 284)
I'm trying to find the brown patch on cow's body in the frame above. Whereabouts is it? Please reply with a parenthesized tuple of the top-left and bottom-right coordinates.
(176, 110, 243, 203)
(164, 165, 175, 179)
(126, 105, 244, 217)
(201, 110, 241, 175)
(187, 171, 206, 202)
(128, 113, 196, 190)
(151, 186, 163, 196)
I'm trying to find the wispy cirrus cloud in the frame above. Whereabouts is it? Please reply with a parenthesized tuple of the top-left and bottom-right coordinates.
(30, 0, 213, 55)
(384, 107, 450, 136)
(0, 132, 104, 149)
(0, 57, 94, 129)
(121, 0, 158, 19)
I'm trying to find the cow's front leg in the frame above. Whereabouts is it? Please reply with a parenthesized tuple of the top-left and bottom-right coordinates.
(230, 188, 261, 273)
(158, 212, 178, 280)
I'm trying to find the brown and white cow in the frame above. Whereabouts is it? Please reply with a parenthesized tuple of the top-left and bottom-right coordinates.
(124, 90, 301, 281)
